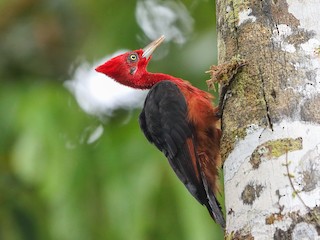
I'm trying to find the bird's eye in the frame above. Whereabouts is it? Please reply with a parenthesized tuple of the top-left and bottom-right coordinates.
(128, 53, 138, 62)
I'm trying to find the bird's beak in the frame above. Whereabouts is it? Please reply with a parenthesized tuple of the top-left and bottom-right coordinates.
(142, 35, 165, 59)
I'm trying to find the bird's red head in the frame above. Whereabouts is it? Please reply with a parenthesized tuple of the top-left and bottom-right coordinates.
(95, 36, 165, 89)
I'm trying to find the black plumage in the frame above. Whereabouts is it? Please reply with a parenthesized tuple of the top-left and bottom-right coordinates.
(139, 81, 224, 227)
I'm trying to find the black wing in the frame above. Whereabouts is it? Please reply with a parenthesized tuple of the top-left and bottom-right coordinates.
(139, 81, 225, 227)
(139, 81, 208, 206)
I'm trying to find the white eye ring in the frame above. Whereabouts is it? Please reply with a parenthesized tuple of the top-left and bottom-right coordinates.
(128, 53, 138, 62)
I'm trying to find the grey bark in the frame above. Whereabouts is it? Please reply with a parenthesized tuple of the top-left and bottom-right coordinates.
(216, 0, 320, 239)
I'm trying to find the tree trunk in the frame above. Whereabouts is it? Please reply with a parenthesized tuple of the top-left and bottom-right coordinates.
(216, 0, 320, 239)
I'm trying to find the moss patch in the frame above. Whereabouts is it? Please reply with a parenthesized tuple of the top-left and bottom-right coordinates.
(249, 137, 303, 169)
(216, 0, 316, 163)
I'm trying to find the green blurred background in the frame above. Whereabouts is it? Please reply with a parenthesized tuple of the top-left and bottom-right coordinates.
(0, 0, 223, 239)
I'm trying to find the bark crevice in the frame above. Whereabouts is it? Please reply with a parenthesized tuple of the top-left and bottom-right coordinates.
(258, 65, 273, 131)
(217, 0, 320, 238)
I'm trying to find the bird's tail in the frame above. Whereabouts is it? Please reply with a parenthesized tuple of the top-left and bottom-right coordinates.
(206, 187, 225, 228)
(198, 165, 225, 228)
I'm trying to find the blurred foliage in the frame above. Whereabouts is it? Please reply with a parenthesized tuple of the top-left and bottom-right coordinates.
(0, 0, 223, 239)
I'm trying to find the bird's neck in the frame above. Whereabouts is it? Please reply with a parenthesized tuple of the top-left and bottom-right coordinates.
(139, 72, 184, 89)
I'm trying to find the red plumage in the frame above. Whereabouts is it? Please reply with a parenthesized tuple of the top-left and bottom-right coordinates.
(95, 36, 225, 227)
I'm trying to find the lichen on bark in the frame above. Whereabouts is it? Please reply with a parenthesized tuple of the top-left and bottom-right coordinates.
(216, 0, 320, 162)
(216, 0, 320, 238)
(249, 137, 303, 169)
